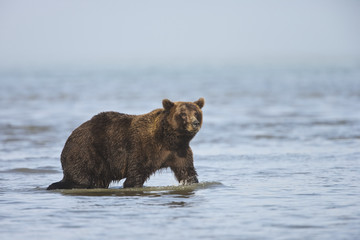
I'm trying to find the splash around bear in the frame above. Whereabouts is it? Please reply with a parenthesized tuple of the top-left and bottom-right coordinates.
(47, 98, 204, 190)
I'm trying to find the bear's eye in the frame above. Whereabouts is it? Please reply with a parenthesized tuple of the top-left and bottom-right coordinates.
(180, 112, 187, 118)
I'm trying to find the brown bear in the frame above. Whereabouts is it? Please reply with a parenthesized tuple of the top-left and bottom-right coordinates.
(47, 98, 204, 190)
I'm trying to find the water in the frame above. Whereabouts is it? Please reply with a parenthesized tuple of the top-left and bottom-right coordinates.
(1, 64, 360, 239)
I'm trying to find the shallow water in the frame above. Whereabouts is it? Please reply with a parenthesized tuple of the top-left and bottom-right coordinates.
(1, 65, 360, 239)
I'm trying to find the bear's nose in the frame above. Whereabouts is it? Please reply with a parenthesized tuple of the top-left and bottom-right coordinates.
(192, 120, 200, 128)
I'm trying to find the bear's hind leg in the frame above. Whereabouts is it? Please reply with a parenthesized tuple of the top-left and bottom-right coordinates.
(47, 180, 89, 190)
(123, 173, 148, 188)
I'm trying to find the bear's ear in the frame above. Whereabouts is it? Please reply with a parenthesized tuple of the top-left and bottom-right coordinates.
(162, 99, 174, 111)
(194, 98, 205, 109)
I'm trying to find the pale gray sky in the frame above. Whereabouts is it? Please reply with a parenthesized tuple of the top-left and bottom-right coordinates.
(0, 0, 359, 69)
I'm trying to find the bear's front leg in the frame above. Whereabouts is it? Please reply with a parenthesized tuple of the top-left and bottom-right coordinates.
(172, 166, 199, 185)
(170, 149, 199, 185)
(179, 174, 199, 186)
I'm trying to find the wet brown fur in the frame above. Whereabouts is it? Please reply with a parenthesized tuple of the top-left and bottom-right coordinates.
(47, 98, 204, 190)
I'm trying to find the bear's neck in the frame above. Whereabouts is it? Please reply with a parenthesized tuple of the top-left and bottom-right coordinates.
(156, 115, 193, 150)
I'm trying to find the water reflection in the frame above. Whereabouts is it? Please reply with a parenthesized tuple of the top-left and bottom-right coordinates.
(53, 182, 221, 198)
(58, 189, 195, 198)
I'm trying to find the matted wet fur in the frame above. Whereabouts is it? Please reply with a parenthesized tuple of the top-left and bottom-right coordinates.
(47, 98, 204, 190)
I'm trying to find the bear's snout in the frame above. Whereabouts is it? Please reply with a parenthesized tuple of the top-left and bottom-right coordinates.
(192, 119, 200, 128)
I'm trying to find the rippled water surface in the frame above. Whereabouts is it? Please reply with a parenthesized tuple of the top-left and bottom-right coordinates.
(1, 65, 360, 239)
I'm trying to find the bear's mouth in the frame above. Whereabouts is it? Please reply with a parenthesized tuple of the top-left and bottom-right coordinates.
(183, 126, 200, 136)
(175, 128, 198, 137)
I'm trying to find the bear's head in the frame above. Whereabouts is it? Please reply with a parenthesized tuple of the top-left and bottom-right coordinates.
(162, 98, 205, 137)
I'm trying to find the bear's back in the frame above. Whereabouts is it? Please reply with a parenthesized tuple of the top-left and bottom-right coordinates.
(90, 111, 134, 124)
(64, 112, 135, 150)
(86, 111, 135, 139)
